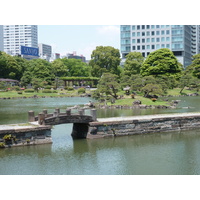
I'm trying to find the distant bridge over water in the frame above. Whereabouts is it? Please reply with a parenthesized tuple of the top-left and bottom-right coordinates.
(28, 108, 97, 138)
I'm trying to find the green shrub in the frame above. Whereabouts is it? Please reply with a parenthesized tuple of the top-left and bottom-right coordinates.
(42, 89, 58, 93)
(3, 134, 12, 140)
(44, 86, 53, 89)
(17, 91, 23, 95)
(11, 86, 21, 91)
(42, 89, 52, 93)
(78, 87, 86, 94)
(0, 142, 5, 148)
(67, 87, 74, 91)
(24, 89, 35, 93)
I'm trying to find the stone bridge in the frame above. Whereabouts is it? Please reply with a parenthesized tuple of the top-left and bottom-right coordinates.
(28, 108, 97, 139)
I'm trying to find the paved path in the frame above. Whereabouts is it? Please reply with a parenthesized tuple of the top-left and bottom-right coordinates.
(0, 123, 39, 131)
(97, 112, 200, 122)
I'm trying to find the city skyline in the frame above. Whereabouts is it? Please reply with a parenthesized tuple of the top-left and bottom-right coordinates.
(38, 25, 120, 60)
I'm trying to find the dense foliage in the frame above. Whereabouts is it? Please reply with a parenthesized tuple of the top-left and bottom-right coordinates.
(89, 46, 121, 77)
(140, 48, 183, 78)
(1, 47, 200, 100)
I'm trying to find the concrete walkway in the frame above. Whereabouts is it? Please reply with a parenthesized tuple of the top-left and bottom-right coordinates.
(0, 123, 39, 131)
(97, 112, 200, 122)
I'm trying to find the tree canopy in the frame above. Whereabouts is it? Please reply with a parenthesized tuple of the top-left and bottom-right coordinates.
(123, 52, 144, 76)
(140, 48, 183, 78)
(189, 54, 200, 79)
(89, 46, 121, 77)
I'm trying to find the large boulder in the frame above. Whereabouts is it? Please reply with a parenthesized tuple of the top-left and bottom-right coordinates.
(133, 100, 141, 105)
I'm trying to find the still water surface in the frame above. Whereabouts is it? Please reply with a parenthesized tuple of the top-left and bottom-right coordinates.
(1, 96, 200, 175)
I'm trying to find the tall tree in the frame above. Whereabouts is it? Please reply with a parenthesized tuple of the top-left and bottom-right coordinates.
(89, 46, 121, 77)
(190, 54, 200, 79)
(92, 73, 120, 100)
(140, 48, 183, 78)
(124, 52, 144, 76)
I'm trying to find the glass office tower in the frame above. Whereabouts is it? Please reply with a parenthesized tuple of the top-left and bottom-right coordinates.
(120, 25, 200, 68)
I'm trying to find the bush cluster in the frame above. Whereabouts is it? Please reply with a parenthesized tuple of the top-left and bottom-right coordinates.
(42, 89, 57, 93)
(78, 87, 86, 94)
(24, 89, 35, 93)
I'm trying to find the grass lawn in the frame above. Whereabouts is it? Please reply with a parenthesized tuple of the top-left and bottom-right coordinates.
(0, 89, 88, 98)
(107, 95, 169, 106)
(167, 88, 199, 96)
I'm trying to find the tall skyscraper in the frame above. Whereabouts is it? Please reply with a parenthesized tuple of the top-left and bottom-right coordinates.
(3, 25, 38, 56)
(0, 25, 3, 51)
(120, 25, 200, 68)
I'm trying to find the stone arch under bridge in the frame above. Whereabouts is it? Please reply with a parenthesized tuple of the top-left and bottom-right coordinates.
(28, 108, 97, 139)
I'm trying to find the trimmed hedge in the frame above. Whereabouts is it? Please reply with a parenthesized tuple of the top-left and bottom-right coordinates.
(42, 89, 58, 93)
(24, 89, 34, 93)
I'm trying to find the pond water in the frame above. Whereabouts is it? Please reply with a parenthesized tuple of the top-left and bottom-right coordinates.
(1, 96, 200, 175)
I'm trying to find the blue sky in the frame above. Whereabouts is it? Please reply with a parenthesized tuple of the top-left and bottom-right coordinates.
(38, 25, 120, 60)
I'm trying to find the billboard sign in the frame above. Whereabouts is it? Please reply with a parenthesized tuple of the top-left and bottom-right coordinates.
(21, 46, 39, 57)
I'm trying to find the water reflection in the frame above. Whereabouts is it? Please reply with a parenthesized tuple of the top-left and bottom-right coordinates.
(1, 96, 200, 174)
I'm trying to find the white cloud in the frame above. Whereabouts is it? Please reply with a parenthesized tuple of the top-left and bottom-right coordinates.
(97, 25, 120, 36)
(78, 43, 99, 60)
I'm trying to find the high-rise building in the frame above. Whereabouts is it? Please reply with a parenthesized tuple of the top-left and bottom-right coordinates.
(3, 25, 38, 56)
(0, 25, 3, 51)
(120, 25, 200, 68)
(38, 43, 52, 62)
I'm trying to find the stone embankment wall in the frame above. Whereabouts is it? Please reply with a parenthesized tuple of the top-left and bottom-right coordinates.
(87, 113, 200, 139)
(0, 125, 52, 148)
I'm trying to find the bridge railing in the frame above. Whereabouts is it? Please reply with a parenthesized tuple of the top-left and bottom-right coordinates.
(28, 108, 97, 125)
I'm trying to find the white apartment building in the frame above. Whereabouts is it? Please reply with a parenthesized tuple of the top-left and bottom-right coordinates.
(121, 25, 200, 68)
(0, 25, 3, 51)
(3, 25, 38, 56)
(38, 43, 52, 62)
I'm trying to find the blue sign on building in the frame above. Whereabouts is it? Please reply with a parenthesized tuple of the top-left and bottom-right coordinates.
(21, 46, 39, 57)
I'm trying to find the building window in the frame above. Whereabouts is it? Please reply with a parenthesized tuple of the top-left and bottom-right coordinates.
(137, 46, 140, 50)
(147, 31, 150, 36)
(132, 46, 136, 50)
(137, 25, 140, 30)
(142, 52, 145, 57)
(161, 25, 165, 28)
(132, 25, 135, 30)
(147, 38, 150, 43)
(142, 32, 145, 36)
(151, 38, 155, 42)
(151, 25, 155, 29)
(137, 32, 140, 37)
(151, 31, 155, 36)
(152, 45, 155, 49)
(132, 32, 136, 37)
(161, 44, 165, 48)
(147, 45, 150, 49)
(166, 30, 170, 34)
(142, 45, 145, 50)
(156, 25, 160, 28)
(161, 30, 165, 35)
(166, 44, 170, 48)
(142, 25, 145, 29)
(166, 37, 170, 42)
(146, 25, 150, 29)
(156, 31, 160, 35)
(156, 44, 160, 49)
(142, 39, 145, 43)
(161, 37, 165, 42)
(132, 39, 136, 43)
(156, 38, 160, 42)
(137, 39, 140, 43)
